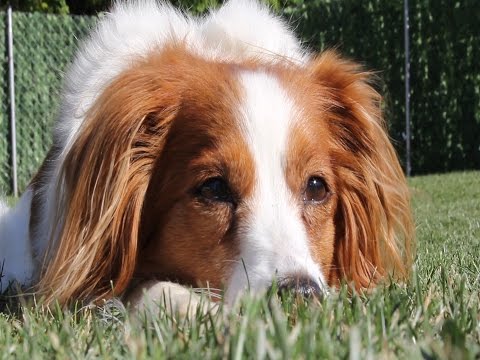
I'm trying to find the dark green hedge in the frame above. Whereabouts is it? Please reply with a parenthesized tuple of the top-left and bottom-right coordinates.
(280, 0, 480, 174)
(1, 0, 479, 193)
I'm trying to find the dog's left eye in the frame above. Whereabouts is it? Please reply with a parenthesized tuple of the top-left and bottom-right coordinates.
(304, 176, 328, 203)
(197, 177, 234, 203)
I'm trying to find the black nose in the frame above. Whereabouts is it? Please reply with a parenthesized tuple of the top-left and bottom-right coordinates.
(275, 276, 323, 299)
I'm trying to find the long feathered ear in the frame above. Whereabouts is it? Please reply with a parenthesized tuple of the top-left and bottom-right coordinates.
(36, 57, 181, 305)
(310, 51, 414, 289)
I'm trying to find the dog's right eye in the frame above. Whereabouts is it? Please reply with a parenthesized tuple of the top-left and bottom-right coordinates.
(197, 177, 234, 204)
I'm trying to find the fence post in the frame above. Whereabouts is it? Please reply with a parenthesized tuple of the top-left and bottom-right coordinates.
(7, 5, 18, 197)
(403, 0, 411, 176)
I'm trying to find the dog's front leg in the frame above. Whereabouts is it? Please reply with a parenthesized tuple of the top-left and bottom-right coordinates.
(126, 281, 221, 319)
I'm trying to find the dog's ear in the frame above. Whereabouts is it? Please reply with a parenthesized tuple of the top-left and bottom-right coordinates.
(36, 59, 181, 305)
(309, 51, 414, 289)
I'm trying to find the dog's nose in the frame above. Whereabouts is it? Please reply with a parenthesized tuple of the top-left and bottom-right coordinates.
(275, 276, 323, 299)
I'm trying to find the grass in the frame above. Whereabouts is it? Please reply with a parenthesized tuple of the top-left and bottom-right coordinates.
(1, 171, 479, 359)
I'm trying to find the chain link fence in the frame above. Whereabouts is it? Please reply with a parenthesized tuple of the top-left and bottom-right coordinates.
(0, 10, 95, 195)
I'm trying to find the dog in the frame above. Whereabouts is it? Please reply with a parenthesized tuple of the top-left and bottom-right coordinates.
(0, 0, 413, 312)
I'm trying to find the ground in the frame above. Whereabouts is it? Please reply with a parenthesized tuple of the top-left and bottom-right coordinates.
(0, 171, 479, 358)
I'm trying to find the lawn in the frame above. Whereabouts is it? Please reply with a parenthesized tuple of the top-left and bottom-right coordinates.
(0, 171, 479, 359)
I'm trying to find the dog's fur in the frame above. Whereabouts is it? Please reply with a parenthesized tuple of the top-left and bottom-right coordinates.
(0, 0, 413, 309)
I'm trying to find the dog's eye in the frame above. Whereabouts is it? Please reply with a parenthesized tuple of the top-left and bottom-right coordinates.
(304, 176, 328, 203)
(197, 177, 234, 203)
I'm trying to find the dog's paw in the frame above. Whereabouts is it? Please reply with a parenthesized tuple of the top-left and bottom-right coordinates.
(126, 281, 221, 319)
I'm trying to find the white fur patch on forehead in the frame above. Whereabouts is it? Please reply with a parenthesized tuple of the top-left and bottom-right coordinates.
(237, 71, 293, 174)
(225, 71, 326, 303)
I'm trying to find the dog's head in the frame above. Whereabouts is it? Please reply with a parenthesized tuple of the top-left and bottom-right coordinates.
(38, 45, 413, 305)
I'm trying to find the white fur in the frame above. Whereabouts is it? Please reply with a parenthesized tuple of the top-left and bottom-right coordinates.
(225, 72, 326, 303)
(0, 191, 34, 290)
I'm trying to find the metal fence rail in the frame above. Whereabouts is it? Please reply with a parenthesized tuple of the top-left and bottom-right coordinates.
(7, 7, 17, 196)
